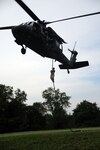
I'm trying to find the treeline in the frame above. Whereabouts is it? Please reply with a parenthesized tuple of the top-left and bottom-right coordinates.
(0, 84, 100, 133)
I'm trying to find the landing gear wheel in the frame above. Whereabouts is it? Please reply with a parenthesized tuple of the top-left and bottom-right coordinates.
(21, 47, 26, 54)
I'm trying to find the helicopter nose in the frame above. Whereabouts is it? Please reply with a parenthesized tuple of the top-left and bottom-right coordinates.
(12, 25, 25, 39)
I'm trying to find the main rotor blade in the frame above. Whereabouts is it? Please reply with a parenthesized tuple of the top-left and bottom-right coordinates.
(15, 0, 41, 22)
(46, 11, 100, 24)
(0, 26, 15, 30)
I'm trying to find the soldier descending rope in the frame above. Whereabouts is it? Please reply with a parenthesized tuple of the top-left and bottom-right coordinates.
(50, 67, 55, 83)
(50, 59, 55, 90)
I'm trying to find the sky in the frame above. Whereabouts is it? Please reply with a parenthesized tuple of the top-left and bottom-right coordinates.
(0, 0, 100, 113)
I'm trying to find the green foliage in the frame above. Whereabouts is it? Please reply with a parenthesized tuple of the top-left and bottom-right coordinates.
(42, 87, 71, 113)
(52, 106, 68, 129)
(14, 88, 27, 103)
(73, 100, 100, 127)
(0, 84, 27, 133)
(42, 87, 71, 129)
(33, 102, 46, 115)
(26, 105, 46, 130)
(0, 84, 100, 133)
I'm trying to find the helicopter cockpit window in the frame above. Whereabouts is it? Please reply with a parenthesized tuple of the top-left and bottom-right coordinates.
(33, 22, 41, 32)
(60, 44, 63, 50)
(26, 22, 32, 25)
(55, 40, 60, 48)
(21, 22, 33, 26)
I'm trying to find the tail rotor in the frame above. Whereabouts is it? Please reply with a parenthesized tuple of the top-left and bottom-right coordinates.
(68, 41, 77, 58)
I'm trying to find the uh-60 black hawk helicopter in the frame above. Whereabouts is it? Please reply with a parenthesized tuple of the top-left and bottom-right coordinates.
(0, 0, 100, 73)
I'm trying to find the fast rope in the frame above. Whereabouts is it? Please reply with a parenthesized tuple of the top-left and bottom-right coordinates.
(50, 59, 55, 90)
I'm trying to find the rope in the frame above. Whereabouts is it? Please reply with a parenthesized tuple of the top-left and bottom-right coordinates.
(52, 59, 53, 69)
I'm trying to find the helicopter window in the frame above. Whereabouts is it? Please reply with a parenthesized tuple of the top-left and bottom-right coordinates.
(26, 22, 32, 25)
(21, 23, 25, 25)
(28, 22, 33, 25)
(60, 44, 63, 50)
(21, 22, 33, 26)
(33, 22, 41, 32)
(55, 40, 60, 48)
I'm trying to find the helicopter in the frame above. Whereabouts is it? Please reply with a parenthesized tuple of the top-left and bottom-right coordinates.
(0, 0, 100, 73)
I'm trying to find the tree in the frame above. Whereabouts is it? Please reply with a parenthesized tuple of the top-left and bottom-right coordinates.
(0, 84, 13, 104)
(42, 87, 71, 129)
(0, 84, 13, 132)
(73, 100, 100, 127)
(0, 84, 27, 133)
(52, 105, 68, 129)
(26, 105, 46, 130)
(42, 87, 71, 114)
(14, 88, 27, 103)
(7, 89, 27, 132)
(33, 102, 46, 116)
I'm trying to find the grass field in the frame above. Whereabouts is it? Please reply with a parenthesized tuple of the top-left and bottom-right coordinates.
(0, 127, 100, 150)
